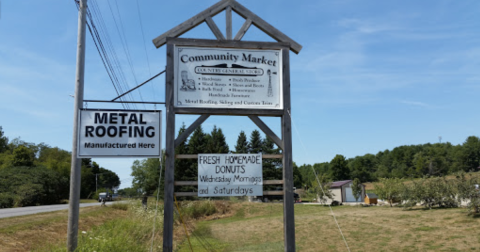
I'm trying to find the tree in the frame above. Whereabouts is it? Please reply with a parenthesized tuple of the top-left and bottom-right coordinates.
(37, 145, 71, 177)
(131, 158, 161, 195)
(262, 136, 282, 181)
(234, 131, 248, 153)
(12, 145, 35, 167)
(0, 126, 8, 153)
(460, 136, 480, 172)
(0, 166, 68, 207)
(456, 173, 480, 214)
(174, 124, 192, 193)
(292, 162, 303, 188)
(352, 178, 362, 202)
(374, 177, 403, 207)
(205, 125, 229, 153)
(310, 173, 333, 204)
(330, 154, 349, 181)
(248, 130, 262, 154)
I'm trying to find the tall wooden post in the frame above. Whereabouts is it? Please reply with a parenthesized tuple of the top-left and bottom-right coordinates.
(281, 48, 295, 251)
(67, 0, 87, 251)
(162, 43, 175, 252)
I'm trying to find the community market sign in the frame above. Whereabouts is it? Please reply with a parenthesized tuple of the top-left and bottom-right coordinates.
(174, 46, 283, 110)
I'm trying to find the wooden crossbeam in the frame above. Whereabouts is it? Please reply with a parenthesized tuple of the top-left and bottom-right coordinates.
(234, 18, 252, 40)
(226, 6, 232, 39)
(205, 16, 226, 40)
(175, 154, 283, 159)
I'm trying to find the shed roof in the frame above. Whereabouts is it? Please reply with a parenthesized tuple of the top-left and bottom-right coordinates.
(366, 193, 378, 199)
(330, 180, 352, 188)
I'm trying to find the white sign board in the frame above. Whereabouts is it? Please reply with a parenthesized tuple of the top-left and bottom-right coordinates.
(78, 110, 161, 157)
(174, 46, 283, 110)
(198, 153, 263, 197)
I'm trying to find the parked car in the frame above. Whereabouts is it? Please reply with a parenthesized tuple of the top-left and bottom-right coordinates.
(98, 192, 112, 202)
(112, 193, 121, 201)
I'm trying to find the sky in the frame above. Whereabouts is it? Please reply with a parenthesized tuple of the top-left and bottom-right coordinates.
(0, 0, 479, 189)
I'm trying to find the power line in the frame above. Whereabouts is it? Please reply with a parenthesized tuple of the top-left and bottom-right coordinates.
(74, 0, 130, 109)
(90, 0, 133, 109)
(107, 0, 146, 109)
(135, 0, 157, 103)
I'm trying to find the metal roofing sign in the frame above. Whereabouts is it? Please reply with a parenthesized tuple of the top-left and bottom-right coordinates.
(78, 110, 161, 157)
(174, 46, 283, 110)
(198, 153, 263, 197)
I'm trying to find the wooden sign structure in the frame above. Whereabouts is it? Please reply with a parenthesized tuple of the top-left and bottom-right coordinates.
(152, 1, 302, 251)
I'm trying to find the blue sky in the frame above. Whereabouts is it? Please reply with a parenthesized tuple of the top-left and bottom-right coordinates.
(0, 0, 479, 188)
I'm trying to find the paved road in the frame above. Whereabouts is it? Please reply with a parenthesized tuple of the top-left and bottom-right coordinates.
(0, 201, 120, 219)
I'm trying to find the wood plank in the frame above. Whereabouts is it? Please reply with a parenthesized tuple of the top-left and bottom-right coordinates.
(152, 0, 232, 48)
(248, 115, 284, 150)
(175, 181, 198, 186)
(234, 18, 252, 41)
(175, 154, 283, 159)
(174, 107, 284, 117)
(281, 47, 296, 252)
(167, 37, 290, 50)
(226, 6, 232, 40)
(175, 154, 199, 159)
(230, 1, 302, 54)
(264, 191, 284, 196)
(263, 180, 284, 185)
(174, 115, 210, 148)
(205, 16, 226, 40)
(162, 43, 176, 252)
(174, 192, 198, 197)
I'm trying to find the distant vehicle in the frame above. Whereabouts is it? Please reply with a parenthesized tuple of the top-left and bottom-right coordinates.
(98, 192, 112, 202)
(112, 194, 120, 201)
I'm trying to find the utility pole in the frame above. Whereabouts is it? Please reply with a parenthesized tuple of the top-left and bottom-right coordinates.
(67, 0, 87, 251)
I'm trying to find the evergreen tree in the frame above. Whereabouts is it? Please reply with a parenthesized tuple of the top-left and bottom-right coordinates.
(234, 131, 248, 153)
(183, 125, 207, 193)
(174, 123, 192, 192)
(205, 125, 229, 153)
(262, 135, 282, 181)
(292, 162, 303, 188)
(248, 130, 262, 154)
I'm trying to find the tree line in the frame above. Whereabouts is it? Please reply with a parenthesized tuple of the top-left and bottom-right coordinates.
(0, 126, 120, 208)
(298, 136, 480, 189)
(374, 174, 480, 214)
(127, 124, 306, 196)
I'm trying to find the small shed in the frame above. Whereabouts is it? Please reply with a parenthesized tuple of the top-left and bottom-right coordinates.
(365, 193, 378, 205)
(323, 180, 365, 204)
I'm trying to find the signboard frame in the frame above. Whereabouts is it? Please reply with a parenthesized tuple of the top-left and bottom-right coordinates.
(173, 44, 284, 110)
(77, 109, 162, 158)
(167, 38, 290, 116)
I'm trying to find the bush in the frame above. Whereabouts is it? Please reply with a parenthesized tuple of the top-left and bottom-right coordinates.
(0, 166, 68, 207)
(181, 200, 217, 219)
